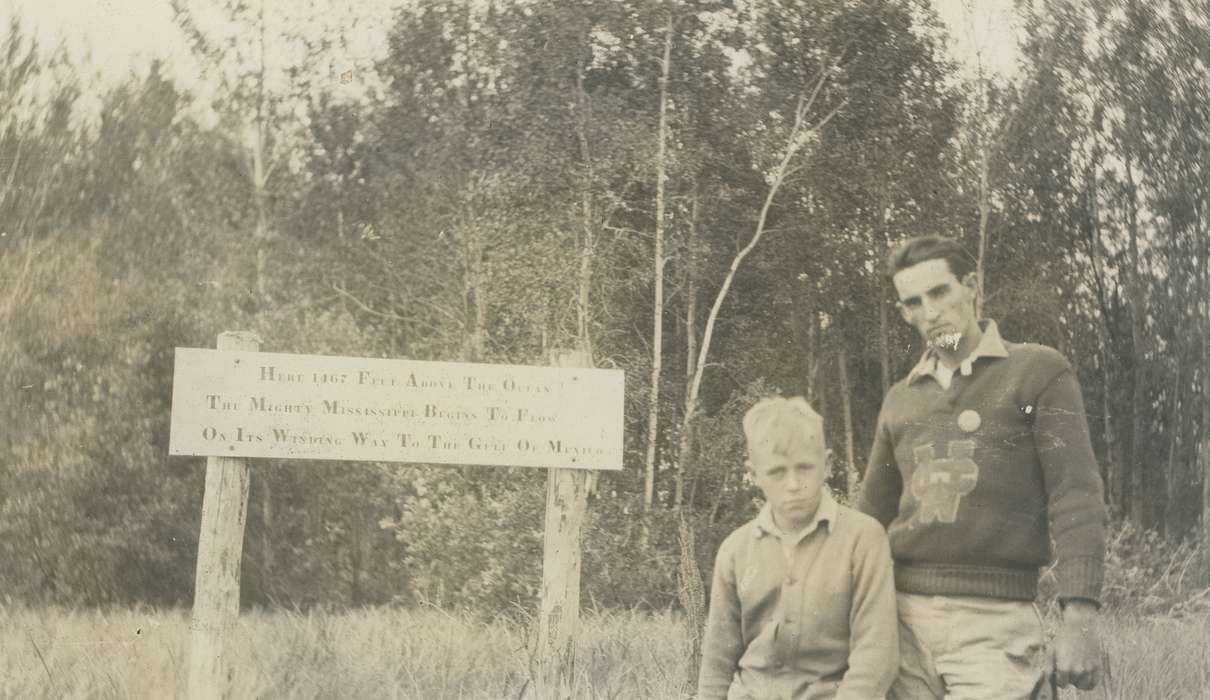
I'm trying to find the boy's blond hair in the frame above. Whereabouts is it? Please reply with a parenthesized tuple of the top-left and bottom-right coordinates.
(742, 396, 826, 462)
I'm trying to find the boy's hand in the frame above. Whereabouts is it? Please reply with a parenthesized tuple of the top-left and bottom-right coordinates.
(1051, 599, 1103, 690)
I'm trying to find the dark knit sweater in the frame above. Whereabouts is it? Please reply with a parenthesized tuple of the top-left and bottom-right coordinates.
(856, 333, 1107, 602)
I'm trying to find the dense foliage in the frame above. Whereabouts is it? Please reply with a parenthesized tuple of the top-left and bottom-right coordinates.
(1, 0, 1208, 616)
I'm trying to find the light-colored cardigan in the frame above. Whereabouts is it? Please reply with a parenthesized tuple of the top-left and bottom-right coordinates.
(698, 492, 898, 700)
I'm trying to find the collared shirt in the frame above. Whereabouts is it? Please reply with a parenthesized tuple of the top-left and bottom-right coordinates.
(906, 320, 1010, 388)
(753, 490, 838, 562)
(698, 491, 899, 700)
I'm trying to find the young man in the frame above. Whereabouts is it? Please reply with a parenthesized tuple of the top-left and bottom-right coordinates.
(699, 396, 898, 700)
(857, 235, 1107, 699)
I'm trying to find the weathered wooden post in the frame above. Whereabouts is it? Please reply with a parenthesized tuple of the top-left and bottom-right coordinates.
(535, 349, 593, 698)
(187, 331, 259, 700)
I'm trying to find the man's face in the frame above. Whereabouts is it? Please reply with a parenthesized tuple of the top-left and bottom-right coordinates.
(748, 443, 828, 533)
(892, 258, 979, 353)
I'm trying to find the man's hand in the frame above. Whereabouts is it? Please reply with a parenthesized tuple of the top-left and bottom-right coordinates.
(1051, 599, 1104, 691)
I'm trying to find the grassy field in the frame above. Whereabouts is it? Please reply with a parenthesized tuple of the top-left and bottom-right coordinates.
(3, 606, 1208, 699)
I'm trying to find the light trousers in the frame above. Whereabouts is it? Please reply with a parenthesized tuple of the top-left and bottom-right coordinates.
(888, 593, 1051, 700)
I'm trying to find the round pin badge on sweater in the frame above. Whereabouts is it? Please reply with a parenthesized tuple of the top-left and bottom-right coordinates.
(958, 409, 981, 433)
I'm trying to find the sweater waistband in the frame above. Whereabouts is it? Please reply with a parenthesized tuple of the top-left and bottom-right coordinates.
(895, 563, 1039, 601)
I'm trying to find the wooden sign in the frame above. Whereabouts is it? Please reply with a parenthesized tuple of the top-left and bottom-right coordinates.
(180, 337, 617, 699)
(169, 348, 624, 470)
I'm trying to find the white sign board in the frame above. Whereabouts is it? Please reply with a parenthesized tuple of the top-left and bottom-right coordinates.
(169, 349, 624, 470)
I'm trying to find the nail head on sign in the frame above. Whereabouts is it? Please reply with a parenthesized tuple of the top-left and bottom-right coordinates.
(958, 409, 981, 433)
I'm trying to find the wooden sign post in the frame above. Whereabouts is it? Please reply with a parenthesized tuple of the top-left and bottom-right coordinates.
(187, 332, 259, 700)
(536, 349, 592, 698)
(171, 336, 623, 699)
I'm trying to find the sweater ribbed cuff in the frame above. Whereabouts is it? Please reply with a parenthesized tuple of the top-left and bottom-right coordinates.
(1055, 555, 1103, 604)
(894, 563, 1038, 601)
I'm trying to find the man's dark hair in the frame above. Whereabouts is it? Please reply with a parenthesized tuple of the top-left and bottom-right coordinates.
(885, 235, 976, 280)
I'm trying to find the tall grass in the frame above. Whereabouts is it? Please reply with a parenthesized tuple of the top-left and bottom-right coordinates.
(2, 605, 1207, 698)
(1, 606, 691, 699)
(1080, 613, 1210, 700)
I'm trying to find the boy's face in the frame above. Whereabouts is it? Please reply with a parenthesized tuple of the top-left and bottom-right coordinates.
(747, 443, 828, 534)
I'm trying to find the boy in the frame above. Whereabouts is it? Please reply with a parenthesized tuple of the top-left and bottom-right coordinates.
(699, 396, 898, 700)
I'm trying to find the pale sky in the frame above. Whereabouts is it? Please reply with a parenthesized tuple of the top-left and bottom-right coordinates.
(932, 0, 1023, 80)
(1, 0, 397, 109)
(2, 0, 1022, 105)
(2, 0, 183, 81)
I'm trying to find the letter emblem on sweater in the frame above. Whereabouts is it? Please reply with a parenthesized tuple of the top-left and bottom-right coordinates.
(907, 440, 979, 526)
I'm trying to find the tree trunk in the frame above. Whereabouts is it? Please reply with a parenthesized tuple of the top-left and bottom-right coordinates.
(252, 0, 271, 305)
(1201, 358, 1210, 564)
(807, 308, 818, 402)
(1126, 158, 1146, 528)
(976, 139, 990, 318)
(1102, 346, 1118, 510)
(570, 69, 597, 363)
(681, 191, 700, 509)
(1199, 210, 1210, 568)
(353, 511, 365, 606)
(250, 3, 277, 596)
(818, 355, 830, 455)
(678, 510, 706, 689)
(1166, 348, 1183, 539)
(472, 226, 488, 361)
(685, 195, 699, 390)
(260, 481, 274, 597)
(1084, 150, 1119, 511)
(838, 347, 857, 498)
(1201, 430, 1210, 570)
(878, 239, 892, 396)
(458, 224, 488, 362)
(644, 17, 674, 513)
(253, 146, 269, 303)
(787, 279, 820, 402)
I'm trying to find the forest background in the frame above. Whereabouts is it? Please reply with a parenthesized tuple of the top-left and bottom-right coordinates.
(3, 0, 1210, 675)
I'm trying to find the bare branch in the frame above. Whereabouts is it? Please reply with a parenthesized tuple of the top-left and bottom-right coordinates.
(332, 283, 406, 322)
(683, 49, 847, 422)
(602, 223, 649, 238)
(797, 41, 851, 125)
(808, 98, 847, 135)
(366, 281, 465, 328)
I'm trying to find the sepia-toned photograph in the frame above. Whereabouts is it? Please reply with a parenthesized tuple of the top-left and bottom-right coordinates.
(2, 0, 1208, 697)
